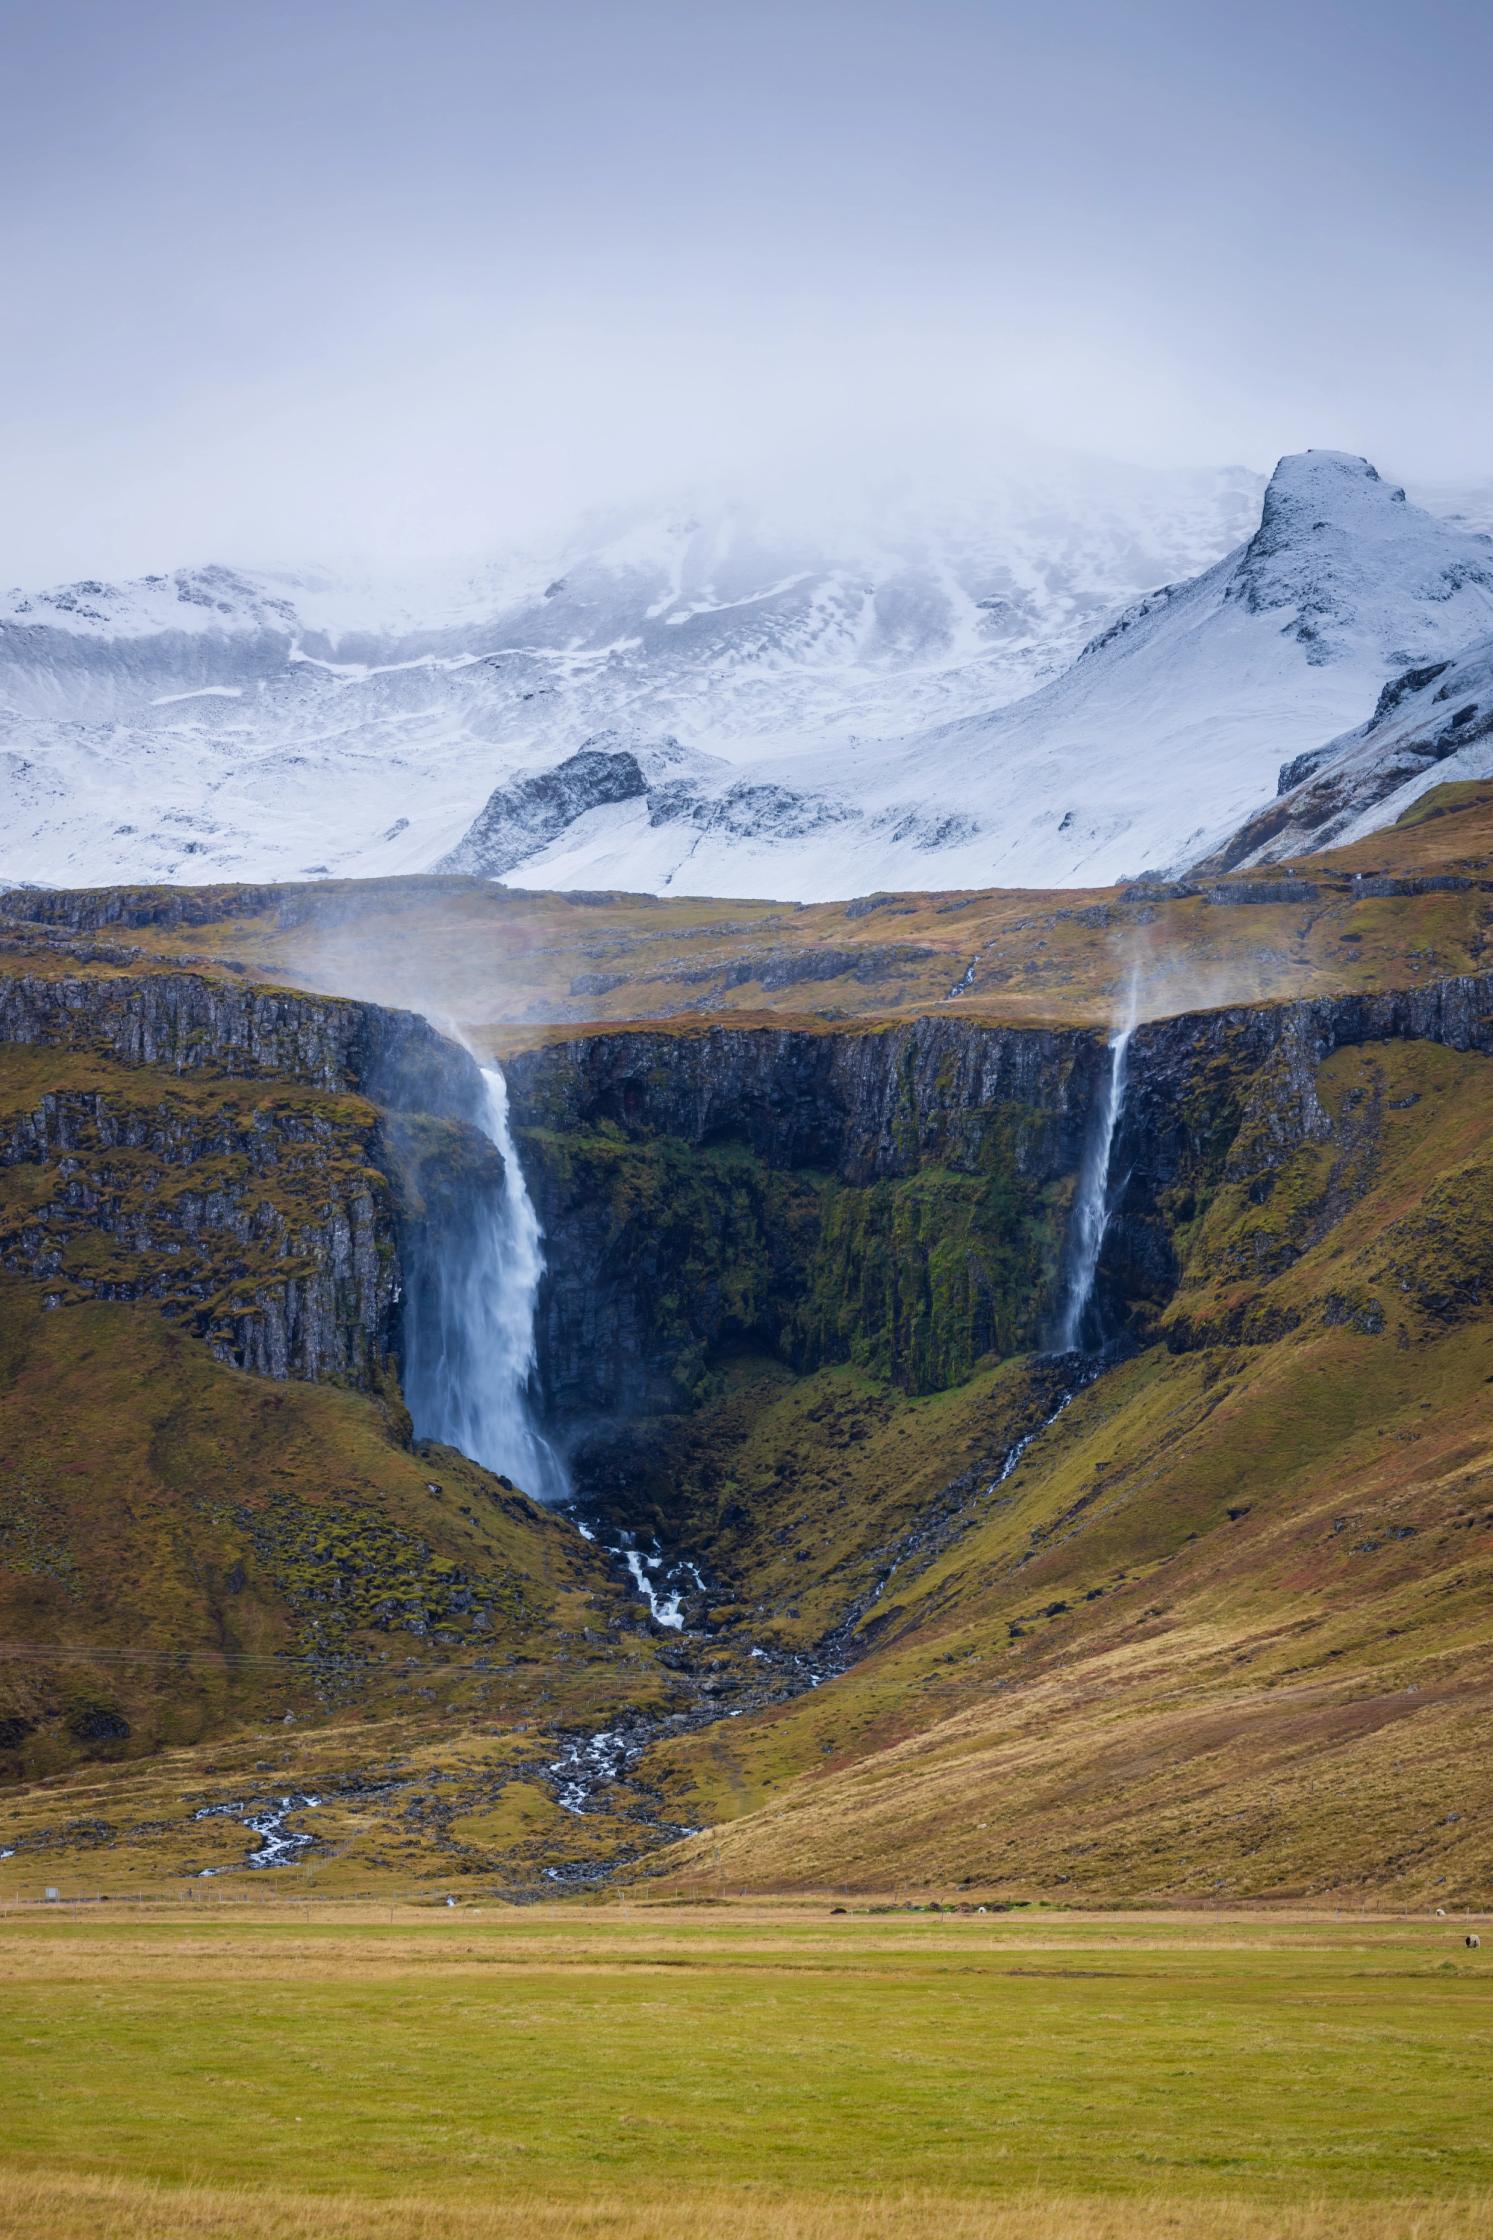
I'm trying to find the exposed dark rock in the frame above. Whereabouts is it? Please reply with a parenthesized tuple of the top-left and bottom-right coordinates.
(0, 1083, 399, 1383)
(1373, 661, 1453, 722)
(509, 974, 1493, 1419)
(1277, 745, 1335, 795)
(1201, 880, 1318, 906)
(0, 964, 476, 1108)
(508, 1014, 1096, 1187)
(66, 1704, 132, 1743)
(436, 747, 650, 877)
(0, 959, 492, 1390)
(648, 778, 851, 842)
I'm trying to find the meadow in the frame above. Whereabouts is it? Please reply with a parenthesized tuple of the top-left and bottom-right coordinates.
(0, 1903, 1489, 2239)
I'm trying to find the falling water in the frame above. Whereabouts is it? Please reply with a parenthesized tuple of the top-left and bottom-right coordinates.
(403, 1061, 570, 1503)
(1055, 988, 1138, 1356)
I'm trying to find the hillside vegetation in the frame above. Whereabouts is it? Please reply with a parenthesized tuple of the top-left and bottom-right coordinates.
(648, 1035, 1493, 1899)
(1, 785, 1492, 1899)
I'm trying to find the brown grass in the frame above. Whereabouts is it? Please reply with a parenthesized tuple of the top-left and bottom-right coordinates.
(6, 2174, 1492, 2240)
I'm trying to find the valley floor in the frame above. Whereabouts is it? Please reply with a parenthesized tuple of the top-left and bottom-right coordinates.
(0, 1904, 1489, 2238)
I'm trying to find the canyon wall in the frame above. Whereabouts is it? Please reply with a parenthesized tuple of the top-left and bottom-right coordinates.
(3, 906, 1490, 1435)
(508, 977, 1493, 1417)
(0, 961, 497, 1388)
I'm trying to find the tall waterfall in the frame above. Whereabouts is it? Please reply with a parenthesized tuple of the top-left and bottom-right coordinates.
(403, 1061, 570, 1504)
(1055, 990, 1138, 1356)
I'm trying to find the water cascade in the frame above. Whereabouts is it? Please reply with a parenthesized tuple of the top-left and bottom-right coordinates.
(403, 1061, 570, 1503)
(1055, 990, 1138, 1355)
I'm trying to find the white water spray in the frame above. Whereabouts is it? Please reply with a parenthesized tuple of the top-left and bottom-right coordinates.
(1055, 984, 1138, 1356)
(403, 1061, 569, 1503)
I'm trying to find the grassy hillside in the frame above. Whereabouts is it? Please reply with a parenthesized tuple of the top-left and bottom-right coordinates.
(4, 797, 1493, 1899)
(0, 1278, 701, 1890)
(640, 1034, 1493, 1899)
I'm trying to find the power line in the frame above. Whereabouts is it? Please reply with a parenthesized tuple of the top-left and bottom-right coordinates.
(0, 1640, 653, 1682)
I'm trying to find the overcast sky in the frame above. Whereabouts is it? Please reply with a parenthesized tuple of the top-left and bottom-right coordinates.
(4, 0, 1490, 580)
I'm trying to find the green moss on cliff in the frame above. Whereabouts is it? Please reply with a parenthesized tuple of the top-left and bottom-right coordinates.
(1167, 1041, 1493, 1348)
(0, 1046, 399, 1383)
(803, 1160, 1057, 1390)
(527, 1116, 1064, 1402)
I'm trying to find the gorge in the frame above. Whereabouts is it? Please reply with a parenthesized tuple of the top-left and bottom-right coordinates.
(1, 781, 1493, 1899)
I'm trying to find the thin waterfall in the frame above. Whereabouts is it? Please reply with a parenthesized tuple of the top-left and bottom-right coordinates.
(1055, 985, 1138, 1356)
(402, 1059, 570, 1504)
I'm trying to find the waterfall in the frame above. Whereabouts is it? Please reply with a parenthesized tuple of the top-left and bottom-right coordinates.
(1055, 990, 1138, 1356)
(402, 1061, 570, 1504)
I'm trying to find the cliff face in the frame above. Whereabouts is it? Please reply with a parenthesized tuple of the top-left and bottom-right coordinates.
(1105, 972, 1493, 1341)
(0, 957, 494, 1391)
(506, 1018, 1102, 1412)
(0, 964, 476, 1107)
(6, 903, 1490, 1441)
(507, 979, 1493, 1420)
(508, 1016, 1098, 1181)
(0, 1078, 396, 1384)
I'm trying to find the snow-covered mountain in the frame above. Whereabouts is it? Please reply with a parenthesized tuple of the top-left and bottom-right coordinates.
(3, 449, 1490, 900)
(1202, 634, 1493, 871)
(0, 456, 1264, 887)
(476, 453, 1493, 899)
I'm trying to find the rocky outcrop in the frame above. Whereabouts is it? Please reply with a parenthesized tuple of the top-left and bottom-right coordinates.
(435, 737, 851, 882)
(0, 1084, 397, 1383)
(0, 958, 495, 1392)
(0, 964, 479, 1112)
(436, 746, 651, 878)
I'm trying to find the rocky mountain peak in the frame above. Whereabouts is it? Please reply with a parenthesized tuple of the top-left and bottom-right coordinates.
(1234, 450, 1493, 659)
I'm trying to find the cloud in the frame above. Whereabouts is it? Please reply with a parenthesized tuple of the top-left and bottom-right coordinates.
(3, 0, 1489, 579)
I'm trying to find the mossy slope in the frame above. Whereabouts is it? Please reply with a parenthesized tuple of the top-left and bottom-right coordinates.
(0, 1277, 642, 1783)
(641, 1038, 1493, 1900)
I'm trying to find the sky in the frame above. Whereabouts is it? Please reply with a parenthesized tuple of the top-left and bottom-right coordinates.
(3, 0, 1490, 580)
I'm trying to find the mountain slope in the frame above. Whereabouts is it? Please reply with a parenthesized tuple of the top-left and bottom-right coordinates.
(0, 459, 1262, 890)
(1201, 634, 1493, 871)
(5, 802, 1493, 1898)
(8, 453, 1492, 905)
(638, 1026, 1493, 1902)
(492, 454, 1493, 898)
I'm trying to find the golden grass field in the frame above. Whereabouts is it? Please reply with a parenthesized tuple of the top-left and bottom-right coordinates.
(1, 1903, 1489, 2239)
(7, 2172, 1491, 2240)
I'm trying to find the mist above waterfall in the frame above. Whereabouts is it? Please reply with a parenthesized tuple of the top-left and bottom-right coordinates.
(400, 1057, 570, 1504)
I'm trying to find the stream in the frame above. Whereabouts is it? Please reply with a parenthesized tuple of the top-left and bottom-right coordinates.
(174, 1002, 1143, 1884)
(192, 1792, 324, 1873)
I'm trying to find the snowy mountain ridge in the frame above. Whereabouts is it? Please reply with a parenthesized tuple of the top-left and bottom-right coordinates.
(3, 450, 1490, 899)
(473, 453, 1493, 899)
(0, 456, 1264, 887)
(1202, 633, 1493, 872)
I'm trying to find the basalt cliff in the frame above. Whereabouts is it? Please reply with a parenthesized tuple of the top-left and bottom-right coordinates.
(1, 792, 1492, 1901)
